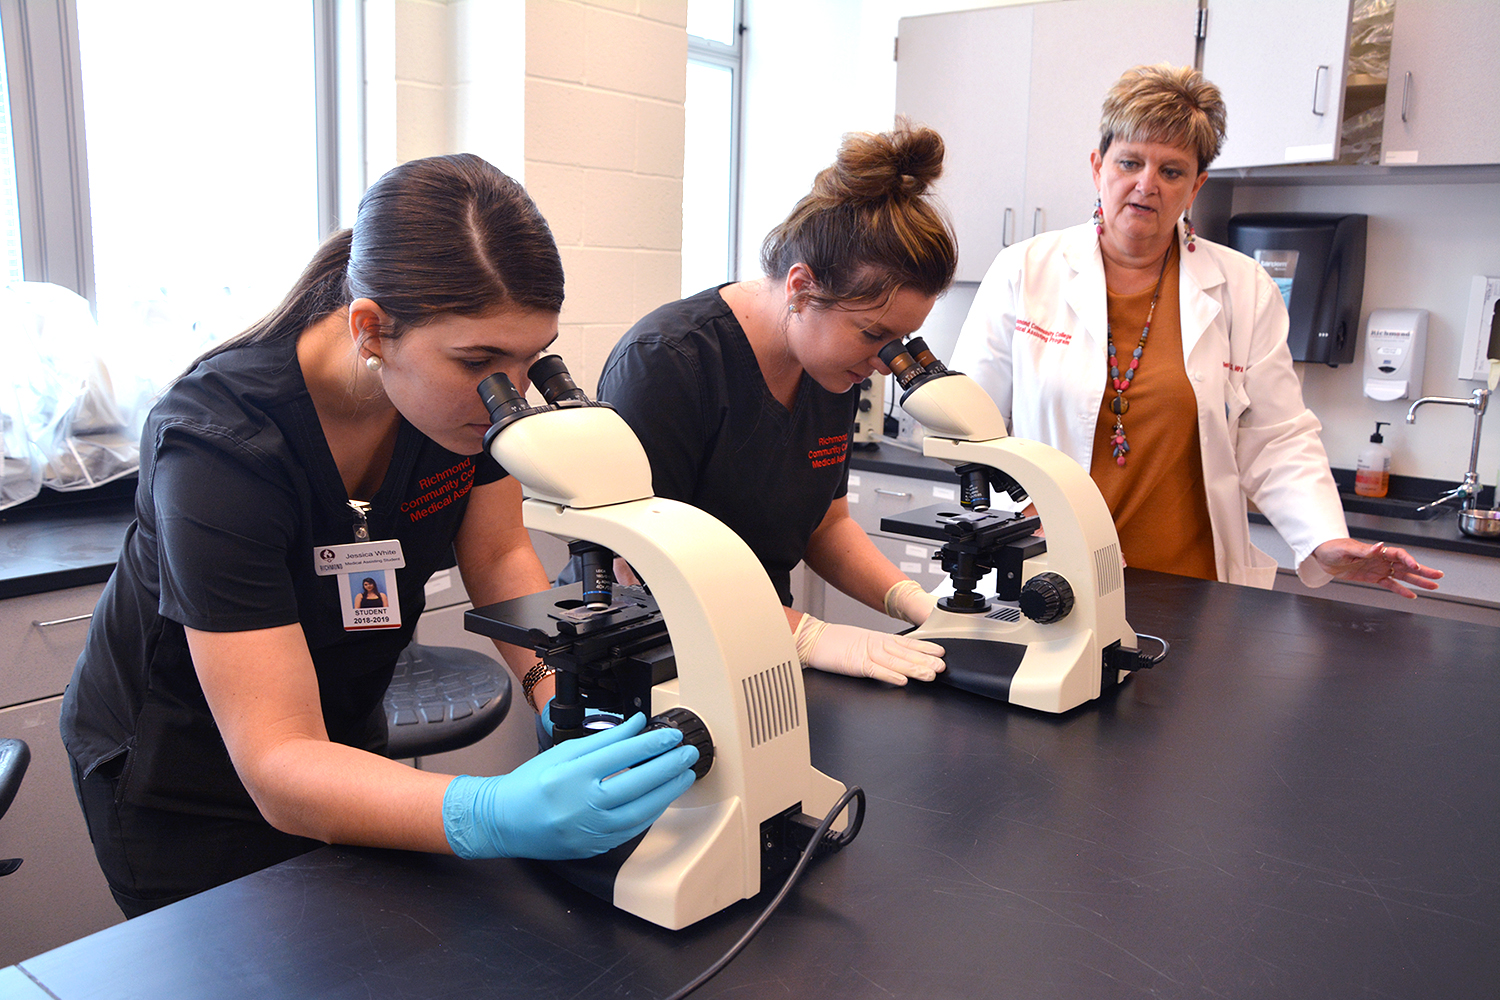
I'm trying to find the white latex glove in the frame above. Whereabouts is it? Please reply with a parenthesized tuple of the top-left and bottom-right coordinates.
(793, 613, 945, 686)
(884, 579, 938, 626)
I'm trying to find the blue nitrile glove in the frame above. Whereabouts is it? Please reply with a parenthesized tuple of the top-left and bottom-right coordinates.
(443, 713, 698, 860)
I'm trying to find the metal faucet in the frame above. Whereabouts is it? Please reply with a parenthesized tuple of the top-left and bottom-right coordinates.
(1405, 387, 1490, 511)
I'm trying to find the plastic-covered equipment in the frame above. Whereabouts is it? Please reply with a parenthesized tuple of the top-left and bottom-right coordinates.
(1, 282, 139, 509)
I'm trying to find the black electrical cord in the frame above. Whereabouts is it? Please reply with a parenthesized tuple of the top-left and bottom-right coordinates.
(1136, 632, 1170, 666)
(661, 785, 866, 1000)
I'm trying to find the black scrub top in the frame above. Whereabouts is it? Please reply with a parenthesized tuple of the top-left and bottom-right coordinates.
(597, 286, 859, 606)
(60, 334, 504, 821)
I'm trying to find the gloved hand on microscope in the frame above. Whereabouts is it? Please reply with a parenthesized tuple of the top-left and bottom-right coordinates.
(791, 579, 945, 687)
(443, 714, 699, 860)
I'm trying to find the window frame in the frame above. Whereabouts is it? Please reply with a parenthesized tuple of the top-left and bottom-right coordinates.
(686, 0, 746, 283)
(1, 0, 353, 309)
(1, 0, 94, 301)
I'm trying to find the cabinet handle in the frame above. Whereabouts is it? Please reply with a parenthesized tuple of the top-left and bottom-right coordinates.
(33, 613, 93, 628)
(1002, 207, 1014, 247)
(1032, 207, 1043, 238)
(1311, 65, 1329, 116)
(874, 488, 913, 499)
(1401, 70, 1411, 123)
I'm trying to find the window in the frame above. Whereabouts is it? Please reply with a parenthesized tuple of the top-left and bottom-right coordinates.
(2, 0, 349, 408)
(76, 0, 324, 378)
(683, 0, 744, 296)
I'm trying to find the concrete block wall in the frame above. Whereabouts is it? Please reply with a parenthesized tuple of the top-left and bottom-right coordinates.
(524, 0, 687, 392)
(369, 0, 687, 394)
(366, 0, 526, 184)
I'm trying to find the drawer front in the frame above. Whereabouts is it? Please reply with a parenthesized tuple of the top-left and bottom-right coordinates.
(1, 584, 104, 708)
(846, 469, 961, 536)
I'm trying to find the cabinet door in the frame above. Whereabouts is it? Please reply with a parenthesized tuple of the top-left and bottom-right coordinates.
(0, 697, 123, 966)
(1381, 0, 1500, 166)
(846, 468, 963, 535)
(896, 5, 1034, 282)
(1, 584, 102, 708)
(1203, 0, 1353, 168)
(1023, 0, 1198, 239)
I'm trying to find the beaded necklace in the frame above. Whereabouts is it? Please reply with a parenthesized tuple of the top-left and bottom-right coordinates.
(1106, 244, 1173, 468)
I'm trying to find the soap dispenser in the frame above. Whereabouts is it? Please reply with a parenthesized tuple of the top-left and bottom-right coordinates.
(1355, 422, 1391, 498)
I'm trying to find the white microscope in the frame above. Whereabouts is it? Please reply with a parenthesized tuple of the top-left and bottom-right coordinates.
(873, 338, 1150, 714)
(463, 356, 855, 931)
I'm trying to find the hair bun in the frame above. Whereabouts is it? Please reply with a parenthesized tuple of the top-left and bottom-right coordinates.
(817, 120, 945, 204)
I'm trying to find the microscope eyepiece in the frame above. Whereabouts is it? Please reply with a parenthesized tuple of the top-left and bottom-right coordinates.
(478, 372, 529, 424)
(529, 355, 591, 404)
(905, 336, 949, 375)
(878, 340, 927, 390)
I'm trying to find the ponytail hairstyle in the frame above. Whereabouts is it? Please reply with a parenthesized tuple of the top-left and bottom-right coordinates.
(759, 120, 957, 311)
(192, 153, 563, 368)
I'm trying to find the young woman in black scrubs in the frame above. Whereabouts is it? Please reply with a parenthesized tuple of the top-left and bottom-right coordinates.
(597, 124, 958, 686)
(60, 154, 699, 917)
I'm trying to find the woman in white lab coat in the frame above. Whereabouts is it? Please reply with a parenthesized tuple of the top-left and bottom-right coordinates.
(951, 64, 1440, 595)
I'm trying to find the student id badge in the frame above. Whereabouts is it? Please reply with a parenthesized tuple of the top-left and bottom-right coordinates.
(313, 539, 406, 631)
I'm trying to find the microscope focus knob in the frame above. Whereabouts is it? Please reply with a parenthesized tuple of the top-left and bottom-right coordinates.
(646, 707, 714, 780)
(1018, 572, 1074, 625)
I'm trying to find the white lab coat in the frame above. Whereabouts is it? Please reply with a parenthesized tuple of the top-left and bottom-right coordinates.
(951, 223, 1349, 589)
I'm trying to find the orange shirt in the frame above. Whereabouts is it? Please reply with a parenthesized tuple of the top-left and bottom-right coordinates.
(1088, 251, 1218, 580)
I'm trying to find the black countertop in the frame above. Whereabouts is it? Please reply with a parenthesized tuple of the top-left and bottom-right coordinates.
(10, 569, 1498, 998)
(0, 480, 135, 600)
(851, 442, 1500, 559)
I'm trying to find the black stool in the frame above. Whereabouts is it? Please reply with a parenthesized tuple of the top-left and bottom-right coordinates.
(1, 738, 30, 876)
(383, 645, 512, 760)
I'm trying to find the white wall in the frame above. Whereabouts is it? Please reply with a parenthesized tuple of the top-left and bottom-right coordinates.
(1230, 177, 1500, 485)
(363, 0, 687, 394)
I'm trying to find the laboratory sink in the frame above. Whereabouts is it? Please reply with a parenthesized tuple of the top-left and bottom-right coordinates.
(1338, 493, 1450, 521)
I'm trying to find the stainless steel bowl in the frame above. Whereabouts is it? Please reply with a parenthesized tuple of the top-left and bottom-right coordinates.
(1457, 508, 1500, 538)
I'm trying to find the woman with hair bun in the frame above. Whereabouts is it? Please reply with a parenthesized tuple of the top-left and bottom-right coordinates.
(596, 124, 956, 686)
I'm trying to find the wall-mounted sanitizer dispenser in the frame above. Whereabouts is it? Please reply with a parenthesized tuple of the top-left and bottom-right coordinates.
(1227, 213, 1368, 367)
(1363, 309, 1427, 401)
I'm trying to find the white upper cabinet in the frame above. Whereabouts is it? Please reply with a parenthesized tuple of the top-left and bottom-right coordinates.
(1202, 0, 1354, 169)
(1381, 0, 1500, 167)
(896, 4, 1034, 283)
(896, 0, 1196, 282)
(1022, 0, 1198, 241)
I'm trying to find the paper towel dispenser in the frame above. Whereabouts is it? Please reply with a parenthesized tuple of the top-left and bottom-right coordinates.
(1227, 213, 1367, 367)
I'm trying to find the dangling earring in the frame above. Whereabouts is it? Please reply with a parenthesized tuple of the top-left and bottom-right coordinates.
(365, 355, 383, 372)
(1092, 198, 1104, 236)
(1181, 214, 1197, 253)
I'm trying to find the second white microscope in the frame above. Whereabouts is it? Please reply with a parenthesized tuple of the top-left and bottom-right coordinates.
(873, 338, 1153, 714)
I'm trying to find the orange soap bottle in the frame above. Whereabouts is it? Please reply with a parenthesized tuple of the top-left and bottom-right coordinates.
(1354, 421, 1391, 498)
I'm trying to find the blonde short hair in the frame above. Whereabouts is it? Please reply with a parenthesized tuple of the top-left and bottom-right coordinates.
(1099, 64, 1227, 173)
